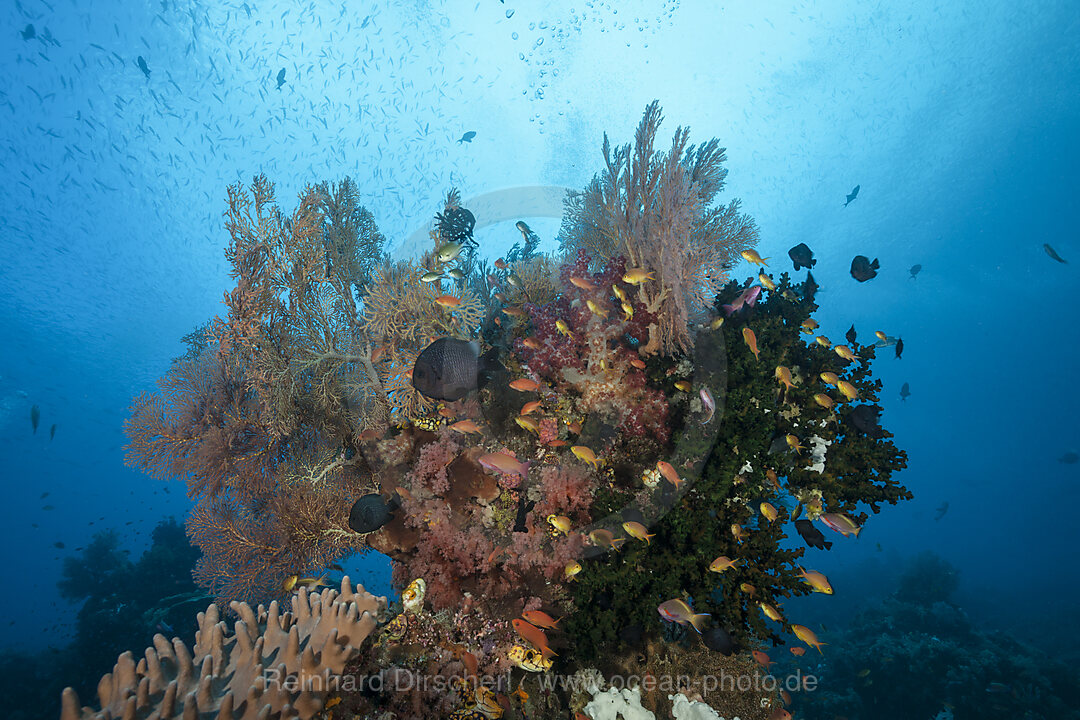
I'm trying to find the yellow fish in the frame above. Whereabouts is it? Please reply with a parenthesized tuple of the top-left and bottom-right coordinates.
(815, 335, 832, 348)
(741, 249, 769, 267)
(874, 330, 888, 342)
(785, 434, 805, 454)
(837, 380, 858, 401)
(586, 299, 608, 318)
(758, 271, 777, 291)
(834, 345, 859, 362)
(613, 285, 628, 302)
(760, 502, 778, 522)
(622, 267, 655, 285)
(731, 523, 748, 541)
(708, 556, 739, 573)
(674, 380, 692, 392)
(555, 319, 573, 338)
(775, 366, 796, 390)
(819, 371, 839, 387)
(589, 528, 625, 550)
(797, 567, 834, 594)
(622, 521, 655, 545)
(572, 445, 601, 467)
(759, 602, 784, 622)
(515, 416, 540, 434)
(743, 327, 760, 360)
(547, 514, 572, 535)
(801, 319, 819, 334)
(564, 561, 582, 580)
(813, 393, 835, 410)
(709, 316, 725, 330)
(739, 582, 757, 596)
(791, 624, 827, 654)
(621, 301, 634, 320)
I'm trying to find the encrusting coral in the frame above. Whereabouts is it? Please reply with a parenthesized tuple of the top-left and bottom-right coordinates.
(60, 577, 385, 720)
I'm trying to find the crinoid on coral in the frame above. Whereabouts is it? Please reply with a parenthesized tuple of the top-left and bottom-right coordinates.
(60, 578, 384, 720)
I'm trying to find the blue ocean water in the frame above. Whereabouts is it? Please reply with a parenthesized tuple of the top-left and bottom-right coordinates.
(0, 0, 1077, 717)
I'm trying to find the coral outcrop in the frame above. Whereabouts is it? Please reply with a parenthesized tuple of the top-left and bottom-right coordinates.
(60, 577, 385, 720)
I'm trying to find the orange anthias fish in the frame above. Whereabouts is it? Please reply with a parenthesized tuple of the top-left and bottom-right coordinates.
(569, 276, 597, 291)
(752, 650, 774, 669)
(522, 337, 542, 350)
(521, 610, 561, 630)
(449, 419, 483, 434)
(742, 327, 760, 360)
(572, 445, 601, 468)
(798, 567, 834, 594)
(629, 357, 647, 370)
(741, 249, 770, 267)
(622, 267, 655, 285)
(775, 366, 796, 390)
(478, 451, 530, 477)
(708, 556, 739, 573)
(837, 380, 859, 401)
(789, 646, 806, 657)
(520, 400, 543, 415)
(509, 378, 540, 392)
(622, 521, 655, 544)
(657, 598, 709, 633)
(656, 460, 683, 489)
(791, 624, 827, 654)
(589, 528, 625, 550)
(819, 371, 840, 386)
(435, 295, 461, 308)
(512, 618, 556, 657)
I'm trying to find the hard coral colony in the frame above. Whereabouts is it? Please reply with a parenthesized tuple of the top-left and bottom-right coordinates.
(105, 102, 909, 720)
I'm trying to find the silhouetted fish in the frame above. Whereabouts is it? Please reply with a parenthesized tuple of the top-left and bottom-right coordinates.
(276, 68, 286, 89)
(803, 271, 819, 302)
(934, 502, 949, 521)
(788, 243, 816, 271)
(21, 24, 35, 40)
(1043, 243, 1067, 264)
(49, 423, 57, 441)
(895, 337, 904, 359)
(412, 338, 502, 401)
(845, 324, 857, 345)
(1058, 451, 1078, 465)
(900, 382, 911, 401)
(31, 404, 40, 433)
(348, 493, 395, 533)
(846, 405, 885, 438)
(844, 184, 860, 207)
(703, 627, 737, 655)
(850, 255, 880, 282)
(136, 55, 151, 78)
(794, 519, 832, 550)
(909, 263, 922, 279)
(457, 131, 476, 144)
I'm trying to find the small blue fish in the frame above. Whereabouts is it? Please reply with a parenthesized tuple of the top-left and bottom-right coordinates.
(457, 131, 476, 144)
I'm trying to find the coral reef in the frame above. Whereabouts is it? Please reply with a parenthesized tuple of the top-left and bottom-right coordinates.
(791, 554, 1080, 720)
(61, 577, 385, 720)
(115, 102, 913, 720)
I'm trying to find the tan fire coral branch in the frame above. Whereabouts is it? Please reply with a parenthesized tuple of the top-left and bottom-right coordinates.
(61, 577, 386, 720)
